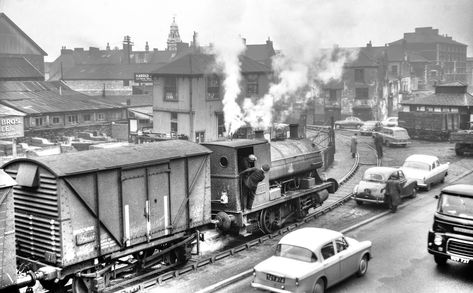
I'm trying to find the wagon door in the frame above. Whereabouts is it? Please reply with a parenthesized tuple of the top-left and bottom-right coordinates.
(121, 168, 149, 246)
(147, 164, 171, 238)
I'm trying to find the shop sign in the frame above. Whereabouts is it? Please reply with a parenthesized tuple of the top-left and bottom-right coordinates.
(0, 116, 24, 139)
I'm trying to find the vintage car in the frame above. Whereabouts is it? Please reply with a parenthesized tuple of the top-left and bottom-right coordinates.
(376, 126, 411, 147)
(353, 167, 417, 206)
(359, 121, 383, 136)
(381, 117, 398, 127)
(334, 116, 364, 129)
(251, 227, 372, 293)
(400, 154, 449, 191)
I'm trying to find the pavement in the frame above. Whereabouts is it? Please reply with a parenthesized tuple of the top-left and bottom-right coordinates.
(322, 136, 356, 182)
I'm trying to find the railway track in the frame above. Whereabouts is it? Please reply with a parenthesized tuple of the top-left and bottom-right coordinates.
(103, 130, 380, 293)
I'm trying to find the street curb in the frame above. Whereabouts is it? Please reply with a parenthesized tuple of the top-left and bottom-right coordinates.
(196, 168, 473, 293)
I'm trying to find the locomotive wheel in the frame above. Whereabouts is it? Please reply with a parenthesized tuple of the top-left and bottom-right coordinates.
(259, 207, 280, 234)
(72, 277, 91, 293)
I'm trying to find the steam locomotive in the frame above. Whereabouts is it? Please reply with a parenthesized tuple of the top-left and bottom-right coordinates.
(0, 127, 337, 293)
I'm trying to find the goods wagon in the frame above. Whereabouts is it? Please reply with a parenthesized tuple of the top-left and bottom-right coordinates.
(398, 111, 460, 141)
(1, 140, 212, 293)
(0, 170, 18, 292)
(203, 134, 337, 235)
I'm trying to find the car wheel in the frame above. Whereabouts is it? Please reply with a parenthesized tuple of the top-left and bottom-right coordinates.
(410, 187, 417, 198)
(356, 200, 363, 205)
(434, 255, 448, 266)
(356, 255, 369, 277)
(313, 278, 325, 293)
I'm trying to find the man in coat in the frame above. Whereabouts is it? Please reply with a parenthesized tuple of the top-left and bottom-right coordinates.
(385, 174, 402, 213)
(239, 164, 270, 211)
(350, 133, 358, 158)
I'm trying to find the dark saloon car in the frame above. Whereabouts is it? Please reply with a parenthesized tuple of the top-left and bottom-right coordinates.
(334, 116, 364, 129)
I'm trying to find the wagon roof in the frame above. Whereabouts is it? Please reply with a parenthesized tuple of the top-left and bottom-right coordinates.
(201, 139, 268, 149)
(2, 140, 211, 177)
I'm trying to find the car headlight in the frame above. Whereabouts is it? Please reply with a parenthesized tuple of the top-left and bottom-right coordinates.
(434, 234, 443, 246)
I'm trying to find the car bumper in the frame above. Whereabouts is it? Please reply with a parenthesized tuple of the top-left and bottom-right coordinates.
(354, 192, 385, 204)
(251, 282, 292, 293)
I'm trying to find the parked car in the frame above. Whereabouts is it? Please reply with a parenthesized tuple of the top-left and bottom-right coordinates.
(353, 167, 417, 205)
(376, 126, 411, 147)
(381, 116, 398, 127)
(359, 120, 383, 136)
(334, 116, 364, 129)
(400, 154, 449, 191)
(251, 227, 372, 293)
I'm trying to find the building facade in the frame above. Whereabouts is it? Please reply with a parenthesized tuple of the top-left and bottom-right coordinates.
(150, 52, 272, 142)
(390, 27, 468, 88)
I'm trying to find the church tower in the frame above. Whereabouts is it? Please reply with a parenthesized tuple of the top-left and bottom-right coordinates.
(167, 17, 181, 51)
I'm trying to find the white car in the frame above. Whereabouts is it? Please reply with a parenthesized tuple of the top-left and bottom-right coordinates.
(251, 227, 372, 293)
(400, 154, 449, 191)
(381, 117, 398, 127)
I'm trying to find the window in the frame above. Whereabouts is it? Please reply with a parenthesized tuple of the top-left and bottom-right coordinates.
(68, 115, 78, 124)
(170, 112, 178, 135)
(97, 113, 105, 121)
(355, 87, 369, 99)
(52, 117, 60, 124)
(164, 77, 178, 100)
(195, 131, 205, 143)
(328, 89, 337, 101)
(83, 114, 91, 121)
(123, 80, 130, 86)
(335, 237, 349, 252)
(354, 68, 364, 82)
(276, 244, 317, 263)
(206, 74, 220, 100)
(321, 242, 335, 259)
(391, 65, 398, 75)
(216, 113, 226, 137)
(246, 74, 259, 97)
(34, 117, 43, 126)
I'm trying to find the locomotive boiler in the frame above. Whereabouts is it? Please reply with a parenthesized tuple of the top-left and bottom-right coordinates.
(203, 128, 338, 235)
(1, 140, 212, 293)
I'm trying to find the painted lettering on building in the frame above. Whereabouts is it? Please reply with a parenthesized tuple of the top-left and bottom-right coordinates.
(0, 116, 24, 138)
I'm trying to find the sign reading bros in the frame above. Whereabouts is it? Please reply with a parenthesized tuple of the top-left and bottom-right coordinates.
(0, 116, 24, 138)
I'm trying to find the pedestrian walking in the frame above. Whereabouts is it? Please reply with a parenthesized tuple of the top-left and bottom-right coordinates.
(350, 132, 358, 158)
(239, 164, 270, 212)
(385, 174, 402, 213)
(374, 132, 383, 158)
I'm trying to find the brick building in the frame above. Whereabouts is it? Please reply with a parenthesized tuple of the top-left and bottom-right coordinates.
(390, 27, 468, 88)
(150, 51, 272, 142)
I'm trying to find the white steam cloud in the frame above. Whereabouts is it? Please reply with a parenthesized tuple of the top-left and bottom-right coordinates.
(197, 0, 360, 134)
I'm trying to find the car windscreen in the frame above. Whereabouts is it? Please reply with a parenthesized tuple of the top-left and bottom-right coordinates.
(275, 244, 317, 262)
(362, 171, 386, 182)
(393, 130, 409, 139)
(438, 193, 473, 220)
(403, 161, 430, 171)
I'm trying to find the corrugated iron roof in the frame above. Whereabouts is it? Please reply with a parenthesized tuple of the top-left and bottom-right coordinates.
(0, 81, 124, 114)
(0, 104, 25, 116)
(0, 57, 44, 80)
(400, 93, 473, 106)
(202, 139, 268, 148)
(151, 52, 272, 76)
(2, 140, 211, 177)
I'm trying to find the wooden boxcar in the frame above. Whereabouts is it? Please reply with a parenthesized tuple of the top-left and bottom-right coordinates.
(398, 111, 460, 141)
(0, 170, 17, 291)
(1, 140, 212, 292)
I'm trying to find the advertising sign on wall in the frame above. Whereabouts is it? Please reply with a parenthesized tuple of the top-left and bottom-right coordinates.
(0, 116, 24, 139)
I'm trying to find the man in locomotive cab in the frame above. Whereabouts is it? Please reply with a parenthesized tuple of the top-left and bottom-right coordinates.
(240, 163, 270, 211)
(240, 154, 257, 171)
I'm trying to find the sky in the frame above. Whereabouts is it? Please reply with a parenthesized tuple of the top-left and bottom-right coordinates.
(1, 0, 472, 62)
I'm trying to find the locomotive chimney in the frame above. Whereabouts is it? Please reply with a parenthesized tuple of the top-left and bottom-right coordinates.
(289, 124, 299, 139)
(254, 130, 265, 139)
